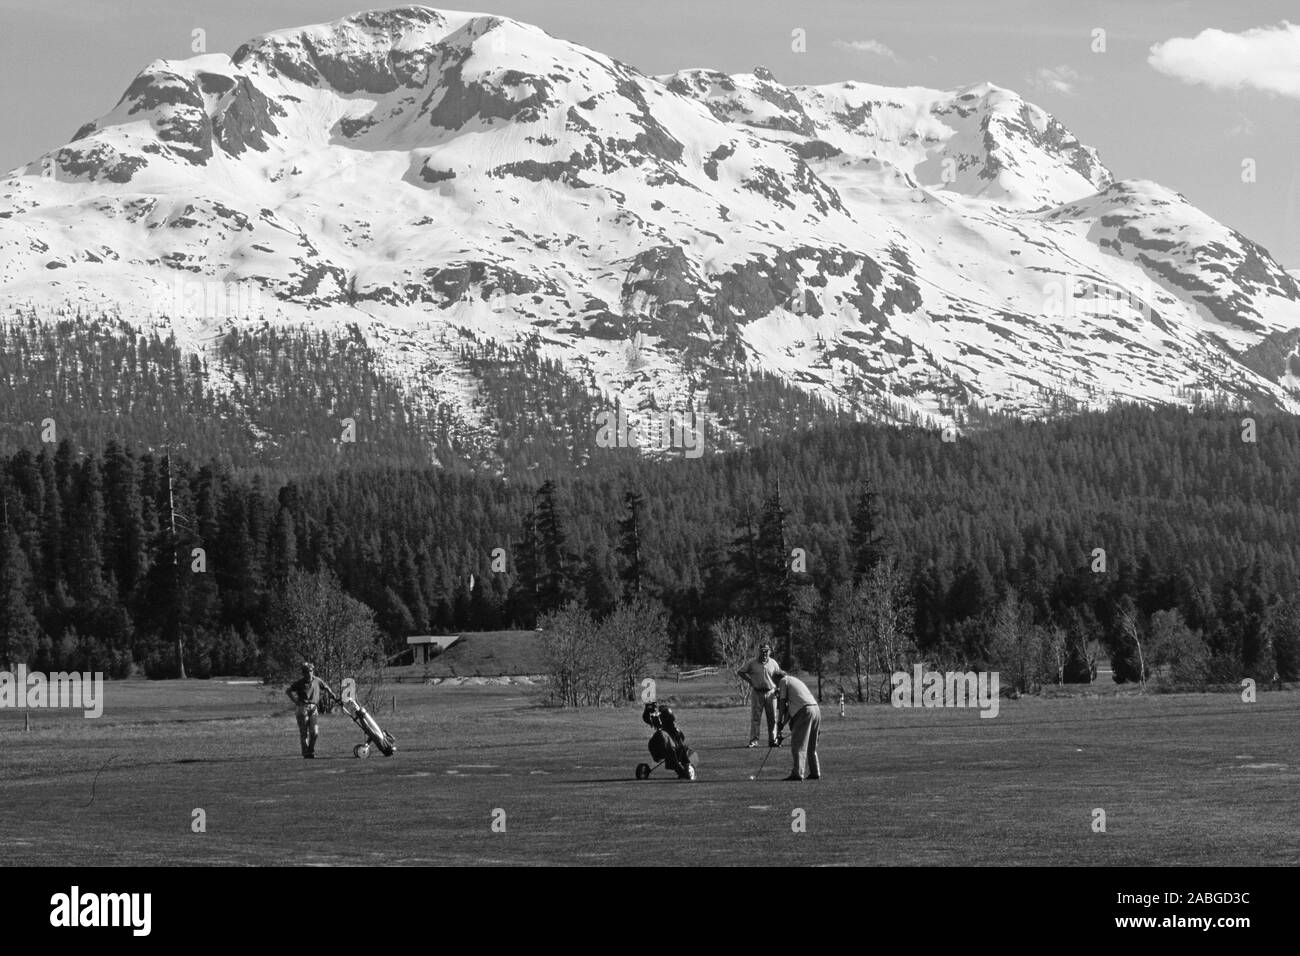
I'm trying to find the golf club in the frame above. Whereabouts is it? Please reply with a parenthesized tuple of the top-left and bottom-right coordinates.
(751, 740, 777, 780)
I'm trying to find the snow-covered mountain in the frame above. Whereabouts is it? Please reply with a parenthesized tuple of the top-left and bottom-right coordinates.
(3, 4, 1298, 455)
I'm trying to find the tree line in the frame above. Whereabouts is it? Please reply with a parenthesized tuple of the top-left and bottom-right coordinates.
(2, 405, 1299, 693)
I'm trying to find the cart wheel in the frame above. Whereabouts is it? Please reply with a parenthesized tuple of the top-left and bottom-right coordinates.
(354, 743, 370, 759)
(686, 764, 696, 780)
(635, 763, 650, 780)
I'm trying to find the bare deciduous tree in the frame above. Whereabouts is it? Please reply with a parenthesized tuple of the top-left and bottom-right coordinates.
(830, 559, 915, 703)
(604, 595, 668, 702)
(869, 559, 916, 699)
(268, 568, 384, 710)
(712, 616, 771, 703)
(1043, 625, 1068, 686)
(1147, 608, 1210, 689)
(539, 601, 602, 707)
(987, 589, 1044, 694)
(830, 582, 872, 702)
(1119, 605, 1146, 692)
(541, 597, 670, 706)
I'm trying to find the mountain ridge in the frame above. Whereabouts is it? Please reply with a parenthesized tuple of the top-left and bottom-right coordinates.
(2, 4, 1298, 466)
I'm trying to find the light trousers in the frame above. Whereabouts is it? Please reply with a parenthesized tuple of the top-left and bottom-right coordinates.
(295, 705, 319, 756)
(750, 690, 777, 743)
(789, 704, 821, 778)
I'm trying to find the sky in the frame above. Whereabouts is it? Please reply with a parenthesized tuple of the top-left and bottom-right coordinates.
(1, 0, 1297, 265)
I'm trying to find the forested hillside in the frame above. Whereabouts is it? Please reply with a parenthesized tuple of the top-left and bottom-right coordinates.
(0, 308, 860, 477)
(1, 405, 1297, 686)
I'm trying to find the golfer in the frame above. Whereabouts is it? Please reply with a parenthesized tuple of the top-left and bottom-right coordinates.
(285, 662, 333, 758)
(736, 643, 785, 748)
(776, 674, 821, 781)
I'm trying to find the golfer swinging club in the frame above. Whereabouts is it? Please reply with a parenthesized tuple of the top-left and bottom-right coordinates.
(285, 662, 335, 758)
(736, 643, 786, 748)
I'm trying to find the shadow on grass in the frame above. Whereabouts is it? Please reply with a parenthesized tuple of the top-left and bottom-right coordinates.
(46, 750, 377, 782)
(558, 777, 729, 784)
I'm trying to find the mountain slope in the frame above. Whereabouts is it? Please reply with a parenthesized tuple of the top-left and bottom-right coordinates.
(2, 4, 1298, 465)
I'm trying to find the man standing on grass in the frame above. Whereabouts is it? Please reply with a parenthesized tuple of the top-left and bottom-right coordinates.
(776, 674, 821, 781)
(736, 643, 785, 748)
(285, 662, 333, 758)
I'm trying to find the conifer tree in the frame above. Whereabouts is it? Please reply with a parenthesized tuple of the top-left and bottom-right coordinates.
(617, 488, 645, 599)
(0, 523, 41, 666)
(756, 481, 793, 663)
(849, 478, 886, 580)
(535, 480, 573, 615)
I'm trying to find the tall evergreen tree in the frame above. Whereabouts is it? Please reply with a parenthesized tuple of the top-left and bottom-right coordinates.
(37, 451, 63, 598)
(216, 484, 261, 628)
(468, 572, 502, 630)
(727, 502, 763, 621)
(617, 488, 646, 599)
(534, 480, 573, 615)
(849, 478, 886, 580)
(0, 523, 41, 666)
(67, 456, 109, 610)
(1239, 560, 1273, 679)
(270, 504, 298, 586)
(756, 481, 794, 664)
(581, 546, 618, 620)
(102, 441, 146, 601)
(911, 563, 947, 651)
(511, 505, 540, 627)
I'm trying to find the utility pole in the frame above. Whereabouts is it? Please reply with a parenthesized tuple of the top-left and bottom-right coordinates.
(165, 444, 187, 679)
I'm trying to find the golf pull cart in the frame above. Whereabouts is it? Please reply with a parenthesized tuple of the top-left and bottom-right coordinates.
(635, 701, 696, 780)
(339, 695, 396, 758)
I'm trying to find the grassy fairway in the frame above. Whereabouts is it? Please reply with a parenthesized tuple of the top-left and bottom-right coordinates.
(1, 678, 1296, 866)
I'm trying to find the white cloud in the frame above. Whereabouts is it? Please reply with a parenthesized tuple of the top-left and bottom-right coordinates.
(1149, 22, 1300, 98)
(833, 38, 899, 61)
(1026, 65, 1084, 95)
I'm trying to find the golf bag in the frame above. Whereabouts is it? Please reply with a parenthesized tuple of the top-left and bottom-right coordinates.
(341, 696, 396, 758)
(635, 701, 695, 780)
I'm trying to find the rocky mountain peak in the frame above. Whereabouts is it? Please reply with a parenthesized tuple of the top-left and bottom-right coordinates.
(2, 5, 1298, 447)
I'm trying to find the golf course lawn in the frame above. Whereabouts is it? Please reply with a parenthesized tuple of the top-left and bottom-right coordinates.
(1, 678, 1296, 866)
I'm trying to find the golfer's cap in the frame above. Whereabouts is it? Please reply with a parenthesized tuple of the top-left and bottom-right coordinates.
(760, 643, 772, 652)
